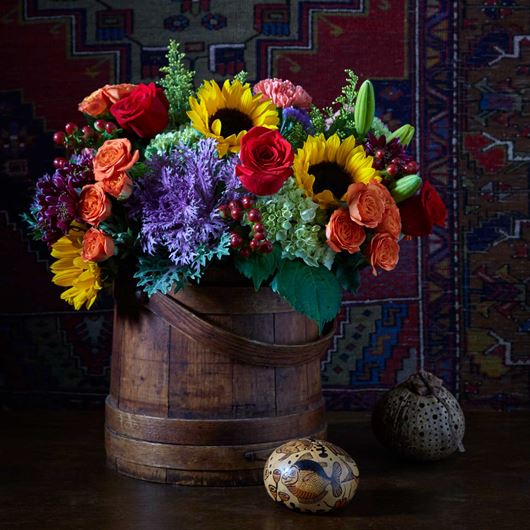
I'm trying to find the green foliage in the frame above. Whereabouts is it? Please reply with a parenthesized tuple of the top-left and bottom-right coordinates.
(333, 252, 367, 294)
(234, 244, 281, 290)
(310, 70, 362, 140)
(233, 70, 248, 85)
(281, 120, 308, 150)
(334, 69, 359, 108)
(160, 40, 195, 128)
(20, 210, 44, 241)
(325, 114, 357, 140)
(134, 232, 231, 296)
(271, 259, 343, 333)
(309, 106, 327, 136)
(128, 162, 146, 180)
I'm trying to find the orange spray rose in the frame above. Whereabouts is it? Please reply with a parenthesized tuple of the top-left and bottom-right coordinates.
(102, 83, 137, 104)
(78, 84, 137, 117)
(93, 138, 139, 199)
(78, 184, 111, 226)
(78, 88, 108, 117)
(369, 233, 400, 276)
(347, 181, 386, 228)
(377, 204, 402, 239)
(82, 228, 115, 262)
(326, 209, 366, 254)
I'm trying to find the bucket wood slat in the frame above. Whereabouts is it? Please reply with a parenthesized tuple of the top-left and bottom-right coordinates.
(105, 281, 333, 486)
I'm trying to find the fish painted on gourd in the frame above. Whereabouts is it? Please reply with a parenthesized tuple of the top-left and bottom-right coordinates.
(281, 459, 343, 504)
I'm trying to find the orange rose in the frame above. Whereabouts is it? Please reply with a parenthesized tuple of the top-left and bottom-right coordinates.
(93, 139, 139, 199)
(326, 209, 366, 254)
(82, 228, 115, 262)
(102, 83, 137, 104)
(372, 180, 395, 210)
(78, 88, 108, 117)
(369, 233, 400, 276)
(78, 184, 111, 226)
(377, 204, 402, 239)
(78, 84, 137, 117)
(347, 181, 386, 228)
(98, 172, 133, 200)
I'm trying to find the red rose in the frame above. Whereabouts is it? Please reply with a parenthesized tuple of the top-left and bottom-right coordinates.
(399, 181, 447, 236)
(110, 83, 169, 138)
(236, 127, 294, 195)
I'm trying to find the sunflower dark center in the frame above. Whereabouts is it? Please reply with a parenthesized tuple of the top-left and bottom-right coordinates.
(310, 162, 352, 198)
(209, 108, 253, 137)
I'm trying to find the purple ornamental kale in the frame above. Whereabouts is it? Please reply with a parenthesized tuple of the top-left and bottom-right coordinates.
(133, 138, 238, 271)
(32, 150, 95, 246)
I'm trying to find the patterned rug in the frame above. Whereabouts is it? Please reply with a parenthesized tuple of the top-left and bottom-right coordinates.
(0, 0, 528, 410)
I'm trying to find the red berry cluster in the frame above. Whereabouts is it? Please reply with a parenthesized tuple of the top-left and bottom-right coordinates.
(373, 149, 419, 178)
(53, 120, 118, 156)
(218, 196, 273, 257)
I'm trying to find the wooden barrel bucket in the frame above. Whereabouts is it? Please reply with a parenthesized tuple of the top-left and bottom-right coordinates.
(105, 280, 334, 486)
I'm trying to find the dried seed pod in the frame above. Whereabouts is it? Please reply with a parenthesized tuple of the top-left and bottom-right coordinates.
(372, 370, 465, 461)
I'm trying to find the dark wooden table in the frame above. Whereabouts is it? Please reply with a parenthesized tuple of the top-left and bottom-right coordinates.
(1, 409, 529, 529)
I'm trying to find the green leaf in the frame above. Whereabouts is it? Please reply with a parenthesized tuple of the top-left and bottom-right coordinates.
(234, 244, 281, 290)
(271, 259, 342, 333)
(129, 162, 146, 181)
(334, 252, 366, 294)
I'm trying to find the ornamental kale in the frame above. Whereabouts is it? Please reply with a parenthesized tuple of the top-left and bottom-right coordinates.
(132, 138, 238, 275)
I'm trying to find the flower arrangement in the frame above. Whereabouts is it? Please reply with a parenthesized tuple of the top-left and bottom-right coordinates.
(25, 41, 446, 331)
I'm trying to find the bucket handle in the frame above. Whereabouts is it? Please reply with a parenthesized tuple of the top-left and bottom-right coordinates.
(146, 293, 335, 368)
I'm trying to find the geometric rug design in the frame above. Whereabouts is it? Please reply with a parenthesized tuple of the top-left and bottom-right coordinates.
(1, 0, 528, 410)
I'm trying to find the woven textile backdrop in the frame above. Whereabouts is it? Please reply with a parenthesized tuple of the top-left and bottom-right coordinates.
(1, 0, 529, 410)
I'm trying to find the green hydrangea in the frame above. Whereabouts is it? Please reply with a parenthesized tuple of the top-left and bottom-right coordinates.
(145, 126, 201, 159)
(255, 178, 335, 269)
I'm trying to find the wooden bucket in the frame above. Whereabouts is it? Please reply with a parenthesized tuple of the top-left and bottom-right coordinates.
(105, 279, 334, 486)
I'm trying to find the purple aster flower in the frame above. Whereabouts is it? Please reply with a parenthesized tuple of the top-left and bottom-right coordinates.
(281, 107, 314, 134)
(31, 151, 95, 246)
(133, 138, 238, 272)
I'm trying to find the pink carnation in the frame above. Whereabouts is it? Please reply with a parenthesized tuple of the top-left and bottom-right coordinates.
(253, 78, 312, 109)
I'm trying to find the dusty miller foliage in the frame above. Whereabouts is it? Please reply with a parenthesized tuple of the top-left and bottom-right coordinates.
(160, 40, 195, 128)
(134, 233, 231, 297)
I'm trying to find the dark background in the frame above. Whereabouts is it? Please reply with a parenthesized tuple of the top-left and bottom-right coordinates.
(1, 0, 528, 410)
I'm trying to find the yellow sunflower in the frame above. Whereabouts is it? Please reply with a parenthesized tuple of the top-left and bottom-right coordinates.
(293, 133, 379, 208)
(187, 79, 279, 156)
(50, 227, 102, 310)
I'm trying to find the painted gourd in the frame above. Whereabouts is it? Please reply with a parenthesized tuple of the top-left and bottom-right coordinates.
(264, 438, 359, 513)
(372, 370, 465, 461)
